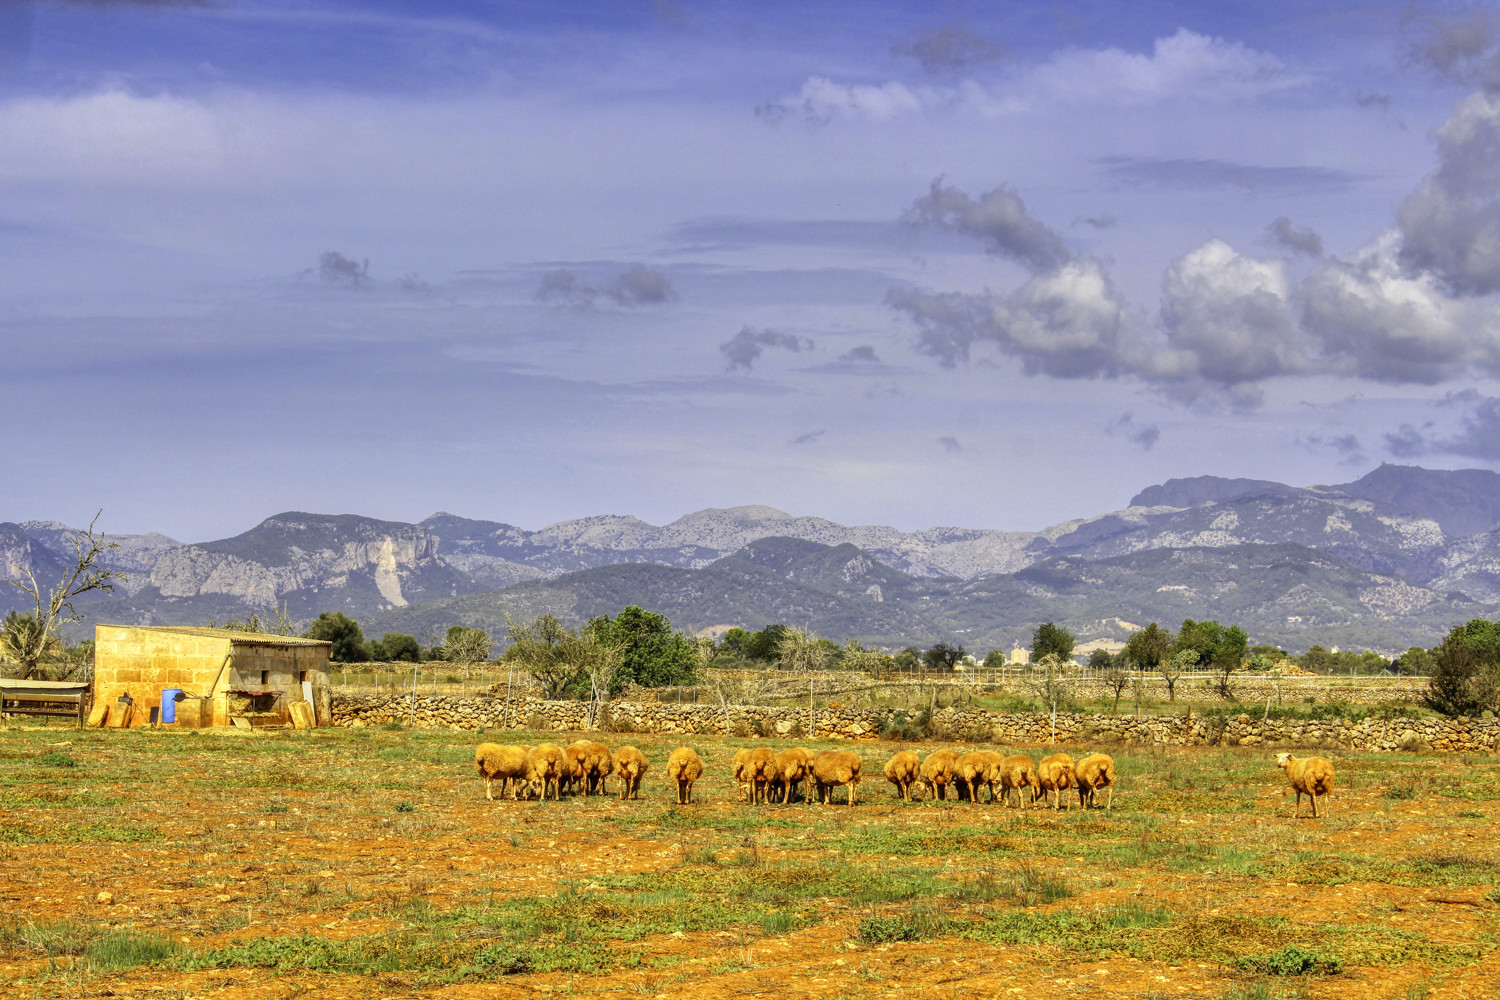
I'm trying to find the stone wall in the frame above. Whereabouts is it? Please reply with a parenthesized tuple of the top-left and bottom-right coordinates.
(331, 694, 1500, 754)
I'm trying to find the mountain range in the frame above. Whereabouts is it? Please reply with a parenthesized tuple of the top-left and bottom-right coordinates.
(5, 463, 1499, 654)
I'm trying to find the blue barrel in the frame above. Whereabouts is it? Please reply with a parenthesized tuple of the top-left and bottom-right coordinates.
(161, 689, 183, 724)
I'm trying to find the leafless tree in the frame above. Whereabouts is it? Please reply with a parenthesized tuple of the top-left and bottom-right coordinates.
(2, 511, 123, 680)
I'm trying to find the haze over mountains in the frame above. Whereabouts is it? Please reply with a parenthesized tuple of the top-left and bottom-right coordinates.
(5, 464, 1500, 654)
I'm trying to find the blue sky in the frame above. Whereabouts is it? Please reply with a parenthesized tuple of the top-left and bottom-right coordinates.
(4, 0, 1500, 541)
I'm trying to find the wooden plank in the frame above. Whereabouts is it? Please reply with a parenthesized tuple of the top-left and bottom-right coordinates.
(86, 701, 108, 728)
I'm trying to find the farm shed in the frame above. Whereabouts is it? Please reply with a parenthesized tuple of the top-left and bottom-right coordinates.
(93, 625, 333, 728)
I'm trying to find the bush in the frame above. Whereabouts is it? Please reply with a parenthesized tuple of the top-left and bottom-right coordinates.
(1236, 944, 1342, 976)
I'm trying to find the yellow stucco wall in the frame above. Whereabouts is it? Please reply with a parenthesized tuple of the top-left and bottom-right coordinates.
(93, 625, 332, 727)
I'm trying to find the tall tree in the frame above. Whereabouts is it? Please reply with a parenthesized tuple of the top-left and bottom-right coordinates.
(1, 512, 122, 680)
(305, 612, 366, 662)
(923, 641, 966, 671)
(504, 613, 622, 700)
(1031, 622, 1075, 663)
(444, 625, 493, 664)
(585, 605, 699, 694)
(775, 627, 830, 674)
(1124, 622, 1173, 669)
(1425, 619, 1500, 716)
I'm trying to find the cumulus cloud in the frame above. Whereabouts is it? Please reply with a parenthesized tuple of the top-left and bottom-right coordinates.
(607, 264, 675, 305)
(1105, 412, 1160, 451)
(1153, 239, 1309, 385)
(720, 326, 814, 371)
(318, 251, 369, 287)
(790, 429, 825, 446)
(890, 258, 1126, 378)
(903, 178, 1072, 273)
(1024, 29, 1299, 106)
(938, 435, 962, 453)
(1405, 6, 1500, 91)
(1396, 91, 1500, 296)
(759, 77, 935, 124)
(537, 265, 675, 308)
(839, 345, 880, 362)
(893, 24, 1004, 76)
(1267, 216, 1324, 256)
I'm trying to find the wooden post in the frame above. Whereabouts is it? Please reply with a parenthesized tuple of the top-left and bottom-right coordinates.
(409, 660, 418, 726)
(809, 677, 815, 739)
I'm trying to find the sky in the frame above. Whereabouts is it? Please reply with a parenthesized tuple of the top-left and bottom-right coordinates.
(4, 0, 1500, 542)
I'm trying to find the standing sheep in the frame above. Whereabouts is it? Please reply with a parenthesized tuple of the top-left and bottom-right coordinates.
(811, 749, 862, 806)
(581, 740, 615, 796)
(1036, 752, 1076, 810)
(474, 743, 529, 801)
(918, 748, 960, 801)
(614, 746, 649, 800)
(956, 750, 1001, 803)
(1275, 753, 1335, 818)
(1074, 753, 1115, 810)
(773, 747, 814, 804)
(562, 741, 591, 795)
(731, 748, 754, 802)
(997, 754, 1039, 808)
(884, 750, 921, 801)
(746, 747, 778, 804)
(666, 746, 704, 805)
(525, 743, 567, 802)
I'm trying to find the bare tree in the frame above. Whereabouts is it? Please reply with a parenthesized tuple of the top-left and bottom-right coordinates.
(1102, 663, 1130, 715)
(1159, 649, 1195, 703)
(1028, 653, 1075, 745)
(775, 626, 830, 674)
(503, 613, 620, 700)
(2, 512, 123, 680)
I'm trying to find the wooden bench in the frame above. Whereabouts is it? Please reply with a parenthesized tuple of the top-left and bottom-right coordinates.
(0, 680, 92, 725)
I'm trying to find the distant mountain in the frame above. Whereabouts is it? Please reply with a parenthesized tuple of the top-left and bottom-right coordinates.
(1128, 475, 1300, 509)
(11, 463, 1500, 652)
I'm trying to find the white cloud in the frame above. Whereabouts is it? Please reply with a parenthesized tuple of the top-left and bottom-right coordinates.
(766, 77, 937, 124)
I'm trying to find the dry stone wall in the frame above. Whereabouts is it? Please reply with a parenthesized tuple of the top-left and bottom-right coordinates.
(331, 695, 1500, 753)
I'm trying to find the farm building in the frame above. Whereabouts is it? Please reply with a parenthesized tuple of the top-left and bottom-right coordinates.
(93, 625, 333, 728)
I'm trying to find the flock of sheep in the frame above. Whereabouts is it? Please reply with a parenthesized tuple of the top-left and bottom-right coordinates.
(475, 740, 1336, 817)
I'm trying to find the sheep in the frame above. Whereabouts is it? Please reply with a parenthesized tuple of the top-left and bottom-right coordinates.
(997, 754, 1039, 808)
(745, 747, 778, 804)
(811, 749, 861, 806)
(562, 741, 591, 795)
(918, 748, 960, 801)
(955, 750, 1001, 803)
(580, 740, 615, 795)
(525, 743, 567, 802)
(731, 748, 754, 802)
(666, 746, 704, 805)
(883, 750, 921, 801)
(772, 747, 815, 804)
(474, 743, 529, 801)
(1036, 752, 1076, 810)
(1074, 753, 1116, 810)
(614, 746, 649, 800)
(1275, 752, 1334, 819)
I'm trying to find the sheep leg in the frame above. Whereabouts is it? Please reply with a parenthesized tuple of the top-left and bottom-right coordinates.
(1310, 790, 1318, 819)
(484, 775, 494, 801)
(849, 781, 857, 807)
(1105, 786, 1113, 811)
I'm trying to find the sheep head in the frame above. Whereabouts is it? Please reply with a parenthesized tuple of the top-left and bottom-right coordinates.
(1274, 752, 1294, 770)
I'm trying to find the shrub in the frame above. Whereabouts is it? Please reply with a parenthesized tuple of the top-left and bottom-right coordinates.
(37, 752, 77, 768)
(1236, 944, 1342, 976)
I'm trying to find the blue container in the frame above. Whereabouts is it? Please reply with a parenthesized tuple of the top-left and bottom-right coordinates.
(160, 688, 183, 724)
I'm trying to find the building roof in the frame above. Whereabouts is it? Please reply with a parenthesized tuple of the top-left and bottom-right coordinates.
(106, 625, 331, 647)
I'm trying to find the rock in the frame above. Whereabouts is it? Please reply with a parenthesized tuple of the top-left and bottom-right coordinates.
(96, 891, 113, 905)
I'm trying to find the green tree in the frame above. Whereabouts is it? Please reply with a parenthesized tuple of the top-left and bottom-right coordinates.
(1087, 648, 1115, 670)
(718, 627, 753, 658)
(982, 649, 1007, 669)
(1299, 645, 1334, 673)
(1031, 622, 1075, 663)
(923, 641, 966, 671)
(585, 605, 699, 694)
(1174, 619, 1248, 698)
(2, 512, 122, 680)
(743, 624, 789, 662)
(504, 613, 622, 700)
(892, 646, 923, 671)
(1124, 622, 1173, 670)
(1395, 646, 1433, 676)
(304, 612, 366, 662)
(378, 633, 420, 662)
(1425, 619, 1500, 716)
(1159, 649, 1196, 702)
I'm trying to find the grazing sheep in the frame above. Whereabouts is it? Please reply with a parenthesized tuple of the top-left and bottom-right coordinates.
(811, 749, 862, 806)
(614, 746, 649, 800)
(746, 747, 778, 804)
(474, 743, 530, 801)
(956, 751, 1001, 803)
(772, 747, 815, 804)
(1074, 753, 1116, 810)
(731, 748, 754, 802)
(997, 754, 1039, 808)
(525, 743, 567, 802)
(883, 750, 921, 801)
(1275, 752, 1335, 819)
(666, 746, 704, 805)
(562, 741, 591, 795)
(1036, 752, 1076, 810)
(919, 748, 960, 801)
(580, 740, 615, 795)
